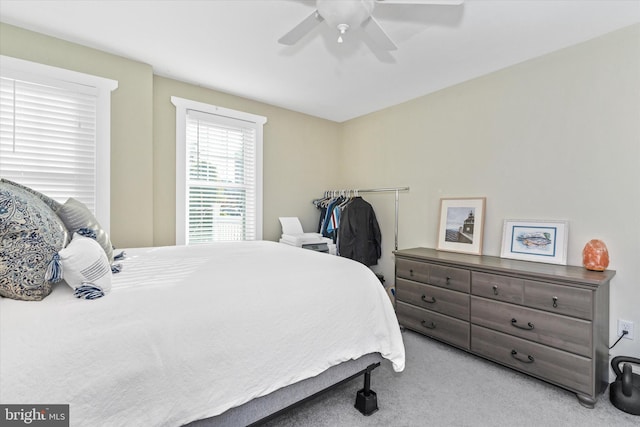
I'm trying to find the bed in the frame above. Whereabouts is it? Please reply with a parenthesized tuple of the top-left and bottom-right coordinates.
(0, 240, 405, 426)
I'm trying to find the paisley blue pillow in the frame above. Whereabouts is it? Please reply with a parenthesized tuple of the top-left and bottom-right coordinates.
(0, 182, 69, 301)
(0, 178, 62, 211)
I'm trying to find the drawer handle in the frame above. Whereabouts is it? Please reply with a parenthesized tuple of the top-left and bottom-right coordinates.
(445, 276, 451, 285)
(492, 285, 499, 295)
(421, 295, 436, 304)
(511, 318, 534, 330)
(409, 269, 414, 277)
(421, 320, 436, 329)
(510, 350, 535, 364)
(552, 296, 558, 308)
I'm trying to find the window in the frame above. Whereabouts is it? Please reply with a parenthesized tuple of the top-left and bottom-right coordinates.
(172, 97, 266, 245)
(0, 55, 117, 229)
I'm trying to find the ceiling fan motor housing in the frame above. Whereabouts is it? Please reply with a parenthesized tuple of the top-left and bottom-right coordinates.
(316, 0, 375, 31)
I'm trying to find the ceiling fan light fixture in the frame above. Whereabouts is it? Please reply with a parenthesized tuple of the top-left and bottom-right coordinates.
(336, 23, 350, 43)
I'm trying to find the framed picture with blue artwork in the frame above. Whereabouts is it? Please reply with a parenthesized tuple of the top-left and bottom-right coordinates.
(437, 197, 486, 255)
(501, 219, 568, 265)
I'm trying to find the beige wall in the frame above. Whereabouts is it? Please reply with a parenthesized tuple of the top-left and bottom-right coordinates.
(152, 76, 341, 246)
(340, 24, 640, 359)
(0, 22, 341, 249)
(0, 22, 155, 249)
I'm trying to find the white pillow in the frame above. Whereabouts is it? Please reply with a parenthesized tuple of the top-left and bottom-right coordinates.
(59, 233, 112, 296)
(56, 197, 114, 263)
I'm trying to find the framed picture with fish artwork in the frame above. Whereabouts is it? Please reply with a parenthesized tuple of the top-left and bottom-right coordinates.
(501, 219, 568, 265)
(437, 197, 486, 255)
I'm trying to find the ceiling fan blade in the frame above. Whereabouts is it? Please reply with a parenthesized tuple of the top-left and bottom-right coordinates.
(361, 16, 397, 51)
(278, 10, 325, 45)
(375, 0, 464, 5)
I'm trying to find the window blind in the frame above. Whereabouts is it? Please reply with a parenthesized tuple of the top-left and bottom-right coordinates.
(185, 109, 258, 243)
(0, 76, 98, 212)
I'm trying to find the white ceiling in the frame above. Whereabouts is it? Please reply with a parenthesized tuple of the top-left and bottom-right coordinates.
(1, 0, 639, 122)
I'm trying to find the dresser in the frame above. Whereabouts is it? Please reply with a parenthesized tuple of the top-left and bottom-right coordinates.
(394, 247, 615, 408)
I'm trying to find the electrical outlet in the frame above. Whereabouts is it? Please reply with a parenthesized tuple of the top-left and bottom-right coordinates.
(618, 319, 634, 340)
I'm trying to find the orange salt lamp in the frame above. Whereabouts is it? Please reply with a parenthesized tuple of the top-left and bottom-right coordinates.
(583, 239, 609, 271)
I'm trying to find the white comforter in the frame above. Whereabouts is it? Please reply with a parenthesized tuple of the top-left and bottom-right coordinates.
(0, 241, 405, 427)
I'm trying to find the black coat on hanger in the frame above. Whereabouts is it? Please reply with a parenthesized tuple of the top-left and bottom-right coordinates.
(337, 197, 381, 267)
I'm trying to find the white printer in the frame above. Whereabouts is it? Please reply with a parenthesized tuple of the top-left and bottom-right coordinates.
(278, 217, 336, 255)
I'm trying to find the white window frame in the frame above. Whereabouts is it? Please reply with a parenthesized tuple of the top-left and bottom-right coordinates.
(0, 55, 117, 231)
(171, 96, 266, 245)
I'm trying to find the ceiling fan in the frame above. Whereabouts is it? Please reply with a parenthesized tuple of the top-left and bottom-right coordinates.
(278, 0, 464, 51)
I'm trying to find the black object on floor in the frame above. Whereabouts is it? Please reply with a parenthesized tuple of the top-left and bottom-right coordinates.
(609, 356, 640, 415)
(354, 364, 378, 415)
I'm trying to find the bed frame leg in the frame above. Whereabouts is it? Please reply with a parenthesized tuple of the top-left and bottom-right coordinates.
(354, 363, 379, 416)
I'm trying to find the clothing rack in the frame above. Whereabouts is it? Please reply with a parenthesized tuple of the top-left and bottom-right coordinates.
(321, 187, 409, 251)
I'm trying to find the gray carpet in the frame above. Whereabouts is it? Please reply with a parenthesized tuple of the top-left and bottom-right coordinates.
(262, 330, 638, 426)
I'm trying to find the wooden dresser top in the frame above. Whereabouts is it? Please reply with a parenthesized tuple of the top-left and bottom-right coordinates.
(394, 247, 616, 288)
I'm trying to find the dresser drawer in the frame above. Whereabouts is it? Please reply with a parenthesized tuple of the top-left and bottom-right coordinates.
(429, 264, 470, 293)
(397, 301, 470, 350)
(524, 280, 593, 320)
(472, 272, 524, 304)
(472, 325, 592, 395)
(396, 278, 469, 321)
(396, 258, 429, 284)
(470, 297, 592, 357)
